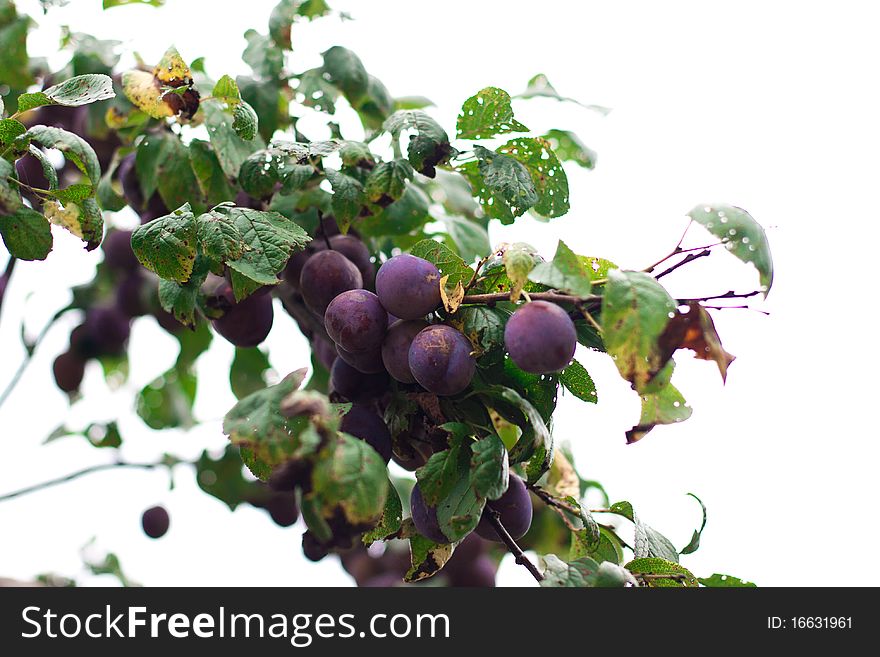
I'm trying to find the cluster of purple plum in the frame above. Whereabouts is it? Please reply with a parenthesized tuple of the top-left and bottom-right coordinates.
(52, 227, 183, 394)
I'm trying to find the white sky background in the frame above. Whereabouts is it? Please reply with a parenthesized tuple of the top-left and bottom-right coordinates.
(1, 0, 878, 587)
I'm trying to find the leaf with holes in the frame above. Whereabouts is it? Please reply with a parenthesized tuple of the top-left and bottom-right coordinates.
(460, 146, 537, 223)
(457, 87, 528, 140)
(560, 359, 597, 404)
(699, 573, 756, 588)
(499, 137, 569, 219)
(688, 204, 773, 296)
(503, 242, 538, 301)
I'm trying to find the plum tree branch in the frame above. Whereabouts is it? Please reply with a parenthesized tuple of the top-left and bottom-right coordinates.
(0, 460, 169, 503)
(527, 483, 583, 516)
(485, 509, 544, 582)
(0, 309, 67, 412)
(679, 289, 763, 303)
(460, 291, 601, 306)
(654, 249, 712, 279)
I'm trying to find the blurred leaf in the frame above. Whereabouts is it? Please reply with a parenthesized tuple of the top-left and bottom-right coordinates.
(516, 73, 610, 115)
(202, 101, 265, 179)
(230, 346, 272, 400)
(0, 206, 51, 260)
(699, 573, 756, 588)
(324, 167, 364, 232)
(680, 493, 707, 555)
(322, 46, 368, 101)
(543, 129, 596, 169)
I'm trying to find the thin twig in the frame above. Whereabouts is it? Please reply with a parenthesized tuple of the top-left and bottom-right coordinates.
(679, 289, 763, 303)
(461, 291, 602, 306)
(0, 310, 66, 411)
(464, 255, 490, 293)
(703, 304, 769, 315)
(0, 257, 15, 314)
(526, 483, 582, 516)
(654, 249, 711, 280)
(485, 509, 544, 582)
(575, 301, 603, 334)
(0, 461, 165, 503)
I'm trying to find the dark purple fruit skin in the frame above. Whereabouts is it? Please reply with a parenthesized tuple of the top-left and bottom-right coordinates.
(336, 344, 384, 374)
(14, 156, 51, 207)
(299, 250, 363, 316)
(375, 254, 441, 320)
(447, 555, 496, 587)
(330, 358, 388, 403)
(475, 474, 533, 542)
(141, 505, 170, 539)
(302, 532, 330, 562)
(361, 573, 403, 588)
(264, 493, 299, 527)
(504, 300, 577, 374)
(408, 325, 475, 396)
(268, 460, 310, 492)
(324, 289, 386, 353)
(117, 153, 144, 210)
(282, 248, 312, 289)
(382, 319, 428, 384)
(212, 292, 274, 348)
(83, 305, 131, 357)
(102, 230, 139, 272)
(154, 308, 185, 334)
(410, 484, 448, 544)
(328, 235, 374, 288)
(53, 351, 86, 393)
(340, 404, 392, 463)
(312, 336, 338, 370)
(115, 273, 148, 318)
(139, 193, 169, 224)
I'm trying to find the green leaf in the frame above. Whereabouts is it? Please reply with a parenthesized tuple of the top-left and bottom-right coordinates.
(194, 207, 245, 263)
(416, 437, 467, 509)
(626, 557, 699, 588)
(383, 110, 449, 148)
(25, 125, 100, 184)
(212, 75, 241, 105)
(394, 96, 434, 110)
(543, 129, 596, 169)
(602, 269, 677, 391)
(409, 238, 473, 287)
(18, 74, 115, 113)
(516, 73, 611, 115)
(539, 554, 601, 587)
(559, 359, 597, 403)
(322, 46, 368, 102)
(403, 520, 454, 582)
(439, 215, 490, 264)
(103, 0, 165, 8)
(223, 206, 310, 299)
(230, 347, 272, 400)
(436, 470, 485, 542)
(477, 384, 552, 482)
(195, 445, 260, 511)
(528, 240, 592, 296)
(626, 376, 692, 444)
(339, 140, 374, 168)
(0, 118, 27, 145)
(51, 183, 93, 204)
(130, 204, 197, 282)
(0, 206, 52, 260)
(456, 87, 528, 140)
(460, 145, 537, 223)
(364, 159, 413, 204)
(458, 305, 508, 359)
(680, 493, 707, 555)
(699, 573, 757, 588)
(359, 184, 429, 236)
(324, 167, 365, 231)
(688, 204, 773, 296)
(136, 363, 197, 429)
(609, 501, 680, 562)
(26, 145, 59, 190)
(157, 258, 208, 327)
(363, 479, 403, 545)
(243, 29, 284, 79)
(222, 369, 310, 469)
(312, 432, 388, 525)
(232, 101, 258, 141)
(498, 137, 569, 218)
(202, 101, 264, 179)
(470, 434, 508, 501)
(296, 67, 339, 114)
(0, 158, 21, 214)
(355, 75, 395, 130)
(503, 242, 538, 301)
(0, 13, 32, 90)
(188, 139, 236, 207)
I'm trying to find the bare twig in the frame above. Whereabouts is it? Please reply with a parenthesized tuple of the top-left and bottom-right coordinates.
(526, 483, 582, 516)
(679, 290, 763, 303)
(0, 310, 67, 411)
(0, 461, 166, 503)
(654, 249, 712, 280)
(461, 291, 601, 306)
(485, 509, 544, 582)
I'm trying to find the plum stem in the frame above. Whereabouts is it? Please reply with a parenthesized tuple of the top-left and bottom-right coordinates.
(0, 460, 170, 503)
(485, 508, 544, 583)
(654, 249, 712, 279)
